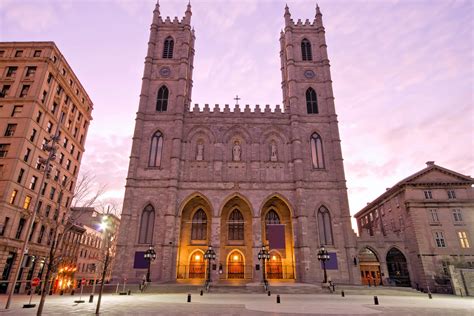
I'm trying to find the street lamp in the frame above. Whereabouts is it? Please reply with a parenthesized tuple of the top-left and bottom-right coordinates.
(144, 245, 156, 282)
(204, 245, 216, 290)
(258, 245, 270, 289)
(317, 245, 330, 283)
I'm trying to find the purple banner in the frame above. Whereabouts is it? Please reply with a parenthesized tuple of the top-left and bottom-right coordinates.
(320, 252, 338, 270)
(268, 224, 285, 249)
(133, 251, 147, 269)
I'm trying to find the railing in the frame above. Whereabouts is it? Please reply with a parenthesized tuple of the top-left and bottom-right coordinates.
(176, 264, 295, 280)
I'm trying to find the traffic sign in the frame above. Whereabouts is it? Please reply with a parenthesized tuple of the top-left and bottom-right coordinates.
(31, 277, 40, 287)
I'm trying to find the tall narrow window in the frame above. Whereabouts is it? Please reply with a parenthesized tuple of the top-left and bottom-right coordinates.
(228, 209, 244, 240)
(148, 131, 163, 167)
(458, 231, 470, 248)
(156, 86, 169, 112)
(434, 231, 446, 248)
(138, 205, 155, 244)
(306, 88, 318, 114)
(318, 206, 333, 245)
(265, 209, 281, 241)
(162, 36, 174, 58)
(310, 133, 325, 169)
(301, 38, 312, 61)
(191, 209, 207, 240)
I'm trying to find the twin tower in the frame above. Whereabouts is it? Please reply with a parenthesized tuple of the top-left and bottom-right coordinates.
(114, 1, 358, 285)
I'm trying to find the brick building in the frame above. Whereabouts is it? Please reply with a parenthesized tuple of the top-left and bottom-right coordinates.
(114, 2, 359, 285)
(354, 162, 474, 293)
(0, 42, 93, 293)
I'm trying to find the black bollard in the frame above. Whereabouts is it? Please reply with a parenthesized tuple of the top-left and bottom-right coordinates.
(341, 290, 345, 297)
(187, 293, 191, 302)
(49, 290, 53, 295)
(128, 290, 131, 295)
(374, 296, 379, 305)
(428, 292, 432, 299)
(89, 294, 94, 303)
(200, 290, 203, 296)
(60, 290, 64, 296)
(267, 291, 271, 296)
(71, 290, 75, 296)
(276, 295, 281, 304)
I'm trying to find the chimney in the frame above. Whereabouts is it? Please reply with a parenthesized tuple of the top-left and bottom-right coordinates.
(426, 161, 435, 166)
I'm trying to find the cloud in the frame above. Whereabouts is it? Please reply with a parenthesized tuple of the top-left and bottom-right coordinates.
(2, 2, 58, 33)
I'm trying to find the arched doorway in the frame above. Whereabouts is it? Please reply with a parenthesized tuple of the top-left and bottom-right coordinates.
(267, 252, 283, 279)
(189, 251, 205, 279)
(386, 248, 410, 287)
(358, 248, 382, 286)
(227, 251, 244, 279)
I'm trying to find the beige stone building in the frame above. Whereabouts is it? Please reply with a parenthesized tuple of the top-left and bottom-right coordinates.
(0, 42, 93, 293)
(114, 3, 358, 285)
(354, 162, 474, 293)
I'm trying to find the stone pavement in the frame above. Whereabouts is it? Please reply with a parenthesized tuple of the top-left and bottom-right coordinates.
(0, 293, 472, 315)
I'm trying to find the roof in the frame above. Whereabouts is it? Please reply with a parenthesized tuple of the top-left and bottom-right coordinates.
(354, 162, 473, 217)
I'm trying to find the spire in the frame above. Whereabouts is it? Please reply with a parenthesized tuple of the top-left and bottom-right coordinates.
(315, 3, 323, 27)
(184, 0, 192, 25)
(152, 0, 161, 24)
(316, 3, 321, 16)
(284, 4, 292, 26)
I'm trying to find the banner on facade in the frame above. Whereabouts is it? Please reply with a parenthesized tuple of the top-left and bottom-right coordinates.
(267, 224, 285, 250)
(320, 252, 338, 270)
(133, 251, 147, 269)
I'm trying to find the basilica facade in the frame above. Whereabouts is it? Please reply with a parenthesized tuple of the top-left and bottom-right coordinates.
(113, 2, 359, 285)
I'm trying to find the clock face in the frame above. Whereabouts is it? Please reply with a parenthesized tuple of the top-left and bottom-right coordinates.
(304, 70, 315, 79)
(159, 66, 171, 77)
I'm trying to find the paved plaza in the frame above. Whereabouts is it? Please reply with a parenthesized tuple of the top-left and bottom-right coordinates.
(0, 292, 472, 315)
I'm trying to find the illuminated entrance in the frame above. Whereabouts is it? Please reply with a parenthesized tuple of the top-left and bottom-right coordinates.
(267, 252, 283, 279)
(227, 251, 244, 279)
(358, 248, 382, 286)
(189, 251, 205, 279)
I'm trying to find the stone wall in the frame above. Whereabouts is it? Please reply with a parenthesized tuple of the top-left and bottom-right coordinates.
(449, 266, 474, 296)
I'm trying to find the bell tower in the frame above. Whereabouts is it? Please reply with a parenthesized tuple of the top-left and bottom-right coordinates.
(280, 5, 334, 116)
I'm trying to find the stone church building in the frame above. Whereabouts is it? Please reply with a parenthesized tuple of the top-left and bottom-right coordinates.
(113, 2, 359, 285)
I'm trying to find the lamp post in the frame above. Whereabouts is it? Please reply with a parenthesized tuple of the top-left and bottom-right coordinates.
(258, 245, 270, 289)
(144, 245, 156, 282)
(317, 245, 330, 283)
(95, 215, 114, 315)
(204, 245, 216, 289)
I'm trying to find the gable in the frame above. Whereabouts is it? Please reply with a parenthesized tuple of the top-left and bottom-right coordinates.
(408, 168, 472, 185)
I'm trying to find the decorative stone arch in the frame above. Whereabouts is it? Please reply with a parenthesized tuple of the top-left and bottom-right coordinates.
(177, 192, 214, 217)
(315, 204, 334, 246)
(259, 193, 294, 217)
(221, 125, 252, 144)
(357, 246, 382, 286)
(385, 246, 411, 287)
(219, 192, 254, 217)
(185, 126, 217, 144)
(188, 249, 205, 279)
(226, 249, 246, 279)
(260, 129, 288, 162)
(267, 249, 284, 279)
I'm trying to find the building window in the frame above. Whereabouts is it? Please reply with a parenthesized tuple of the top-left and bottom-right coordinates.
(429, 209, 439, 222)
(0, 144, 10, 157)
(301, 38, 312, 61)
(30, 176, 38, 190)
(47, 73, 53, 84)
(156, 86, 169, 112)
(228, 209, 244, 240)
(434, 231, 446, 248)
(265, 209, 281, 240)
(49, 187, 56, 200)
(25, 66, 36, 77)
(306, 87, 318, 114)
(0, 50, 4, 57)
(23, 196, 32, 210)
(45, 204, 51, 217)
(17, 168, 25, 183)
(37, 225, 45, 243)
(458, 231, 470, 248)
(23, 148, 31, 162)
(66, 159, 71, 170)
(34, 50, 42, 57)
(20, 85, 30, 97)
(6, 66, 18, 77)
(138, 204, 155, 244)
(30, 128, 37, 142)
(191, 209, 207, 240)
(15, 218, 26, 239)
(47, 121, 53, 133)
(11, 105, 23, 117)
(318, 206, 333, 245)
(56, 85, 63, 96)
(36, 111, 42, 123)
(9, 189, 18, 204)
(162, 36, 174, 58)
(4, 124, 17, 136)
(452, 209, 463, 222)
(447, 190, 456, 199)
(424, 190, 433, 199)
(310, 133, 325, 169)
(148, 131, 163, 167)
(0, 217, 10, 236)
(0, 85, 11, 97)
(15, 50, 23, 57)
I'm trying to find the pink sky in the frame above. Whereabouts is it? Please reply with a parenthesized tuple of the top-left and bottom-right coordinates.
(1, 0, 473, 230)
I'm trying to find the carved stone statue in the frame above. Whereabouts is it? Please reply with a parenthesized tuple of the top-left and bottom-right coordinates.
(232, 141, 241, 161)
(271, 142, 278, 162)
(196, 143, 204, 161)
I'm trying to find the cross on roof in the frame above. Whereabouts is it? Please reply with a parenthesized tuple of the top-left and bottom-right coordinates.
(234, 95, 241, 105)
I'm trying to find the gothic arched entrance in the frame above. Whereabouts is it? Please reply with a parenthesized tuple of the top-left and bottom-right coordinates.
(358, 247, 382, 286)
(227, 251, 244, 279)
(267, 252, 283, 279)
(386, 248, 410, 287)
(189, 251, 205, 279)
